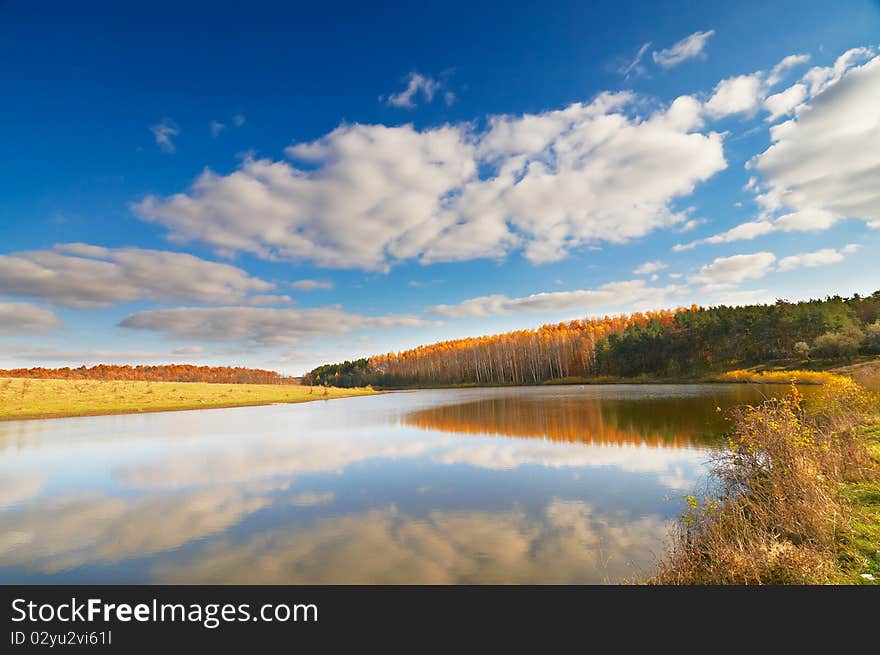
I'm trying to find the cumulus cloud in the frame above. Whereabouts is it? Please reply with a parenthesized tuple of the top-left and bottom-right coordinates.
(0, 244, 283, 307)
(290, 279, 334, 292)
(134, 92, 726, 270)
(383, 72, 442, 108)
(801, 47, 873, 95)
(119, 306, 433, 345)
(0, 302, 60, 335)
(150, 118, 180, 153)
(632, 260, 667, 275)
(136, 124, 477, 271)
(705, 73, 765, 118)
(763, 83, 808, 122)
(673, 220, 775, 251)
(777, 244, 860, 271)
(704, 52, 810, 120)
(428, 280, 681, 318)
(652, 30, 715, 68)
(676, 49, 877, 251)
(752, 53, 880, 233)
(688, 252, 777, 289)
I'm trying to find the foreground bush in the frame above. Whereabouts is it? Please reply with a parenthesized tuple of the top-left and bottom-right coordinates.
(654, 376, 877, 584)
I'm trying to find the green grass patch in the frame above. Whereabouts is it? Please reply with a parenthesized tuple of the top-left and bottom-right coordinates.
(836, 423, 880, 584)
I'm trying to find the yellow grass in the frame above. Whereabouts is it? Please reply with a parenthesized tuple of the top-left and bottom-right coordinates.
(715, 369, 839, 385)
(0, 377, 377, 421)
(832, 359, 880, 392)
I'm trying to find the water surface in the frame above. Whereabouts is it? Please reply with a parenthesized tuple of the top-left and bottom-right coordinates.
(0, 384, 785, 583)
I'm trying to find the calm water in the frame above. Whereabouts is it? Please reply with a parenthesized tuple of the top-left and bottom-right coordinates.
(0, 384, 788, 584)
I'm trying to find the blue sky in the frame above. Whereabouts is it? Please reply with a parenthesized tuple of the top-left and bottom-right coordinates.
(1, 0, 879, 374)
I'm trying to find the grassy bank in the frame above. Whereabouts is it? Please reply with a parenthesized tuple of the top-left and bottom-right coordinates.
(652, 375, 880, 584)
(711, 369, 839, 385)
(0, 377, 377, 421)
(837, 422, 880, 583)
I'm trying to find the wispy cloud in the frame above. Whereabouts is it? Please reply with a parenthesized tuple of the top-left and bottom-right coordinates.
(382, 72, 442, 109)
(617, 41, 652, 78)
(290, 279, 334, 292)
(428, 280, 682, 318)
(652, 30, 715, 68)
(120, 306, 434, 346)
(150, 118, 180, 153)
(632, 260, 667, 275)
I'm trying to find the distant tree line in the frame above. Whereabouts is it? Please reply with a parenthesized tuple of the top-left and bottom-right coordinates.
(304, 291, 880, 387)
(0, 364, 296, 385)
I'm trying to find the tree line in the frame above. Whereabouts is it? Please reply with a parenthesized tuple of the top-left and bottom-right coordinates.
(0, 364, 297, 385)
(304, 291, 880, 387)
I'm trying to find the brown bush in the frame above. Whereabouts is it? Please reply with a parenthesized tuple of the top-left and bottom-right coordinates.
(654, 377, 875, 584)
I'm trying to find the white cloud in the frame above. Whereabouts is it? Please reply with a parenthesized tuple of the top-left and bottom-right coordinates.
(136, 124, 477, 271)
(673, 220, 775, 251)
(0, 302, 60, 335)
(617, 41, 652, 77)
(119, 306, 433, 345)
(705, 73, 764, 118)
(290, 279, 334, 292)
(0, 244, 282, 307)
(763, 83, 807, 121)
(632, 260, 666, 275)
(135, 93, 726, 270)
(801, 47, 873, 95)
(773, 208, 837, 231)
(150, 118, 179, 153)
(652, 30, 715, 68)
(705, 52, 810, 120)
(210, 120, 226, 137)
(777, 244, 860, 271)
(689, 252, 777, 288)
(432, 93, 722, 266)
(232, 114, 246, 127)
(383, 72, 442, 108)
(428, 280, 681, 318)
(753, 54, 880, 232)
(765, 54, 811, 87)
(677, 49, 878, 251)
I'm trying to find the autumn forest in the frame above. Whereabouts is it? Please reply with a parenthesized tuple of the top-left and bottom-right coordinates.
(305, 291, 880, 388)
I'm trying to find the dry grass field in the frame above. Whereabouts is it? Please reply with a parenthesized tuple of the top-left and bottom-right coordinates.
(0, 377, 377, 421)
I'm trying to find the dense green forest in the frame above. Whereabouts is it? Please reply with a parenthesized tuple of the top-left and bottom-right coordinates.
(304, 291, 880, 388)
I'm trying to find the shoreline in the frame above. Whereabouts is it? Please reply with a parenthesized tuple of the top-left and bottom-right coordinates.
(0, 395, 382, 422)
(0, 377, 378, 422)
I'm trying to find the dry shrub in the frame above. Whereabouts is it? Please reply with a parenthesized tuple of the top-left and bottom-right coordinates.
(654, 377, 875, 584)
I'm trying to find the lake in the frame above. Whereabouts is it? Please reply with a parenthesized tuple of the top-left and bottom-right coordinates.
(0, 384, 789, 584)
